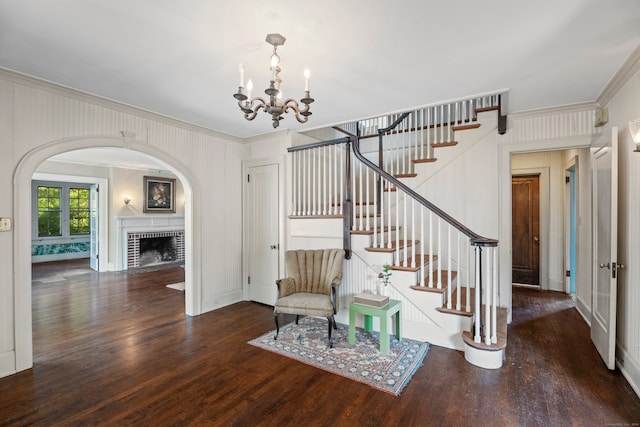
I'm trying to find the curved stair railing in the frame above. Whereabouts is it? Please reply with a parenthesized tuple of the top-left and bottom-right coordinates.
(288, 92, 505, 348)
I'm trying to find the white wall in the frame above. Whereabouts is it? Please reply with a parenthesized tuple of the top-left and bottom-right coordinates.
(0, 70, 244, 377)
(593, 61, 640, 395)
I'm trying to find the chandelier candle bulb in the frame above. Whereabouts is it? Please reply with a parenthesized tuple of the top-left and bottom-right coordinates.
(247, 79, 253, 100)
(304, 69, 310, 92)
(239, 64, 244, 88)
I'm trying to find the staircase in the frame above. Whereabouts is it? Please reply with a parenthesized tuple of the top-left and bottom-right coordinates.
(288, 92, 508, 369)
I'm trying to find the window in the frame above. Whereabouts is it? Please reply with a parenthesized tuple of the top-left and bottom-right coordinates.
(33, 181, 92, 238)
(37, 185, 62, 237)
(69, 187, 90, 235)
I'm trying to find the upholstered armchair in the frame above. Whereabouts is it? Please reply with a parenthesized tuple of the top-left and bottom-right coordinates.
(274, 249, 345, 347)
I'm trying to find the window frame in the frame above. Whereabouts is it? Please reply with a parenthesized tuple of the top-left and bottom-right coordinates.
(32, 180, 92, 241)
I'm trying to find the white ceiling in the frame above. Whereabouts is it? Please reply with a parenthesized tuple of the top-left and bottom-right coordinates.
(2, 0, 640, 143)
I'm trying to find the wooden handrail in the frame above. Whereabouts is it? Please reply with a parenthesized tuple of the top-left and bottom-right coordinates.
(354, 118, 498, 248)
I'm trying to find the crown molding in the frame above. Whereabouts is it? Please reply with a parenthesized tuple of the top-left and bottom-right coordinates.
(596, 43, 640, 107)
(0, 67, 243, 143)
(509, 101, 598, 120)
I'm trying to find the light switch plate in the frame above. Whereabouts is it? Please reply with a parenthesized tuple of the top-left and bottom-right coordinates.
(0, 218, 12, 232)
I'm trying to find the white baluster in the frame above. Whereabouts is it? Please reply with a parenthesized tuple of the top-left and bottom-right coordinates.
(492, 247, 498, 344)
(329, 145, 334, 215)
(358, 160, 363, 230)
(374, 175, 379, 248)
(428, 211, 433, 288)
(456, 233, 461, 311)
(420, 208, 425, 286)
(466, 243, 471, 312)
(365, 164, 370, 231)
(302, 150, 311, 216)
(447, 103, 452, 142)
(387, 180, 392, 249)
(411, 198, 416, 269)
(437, 217, 442, 289)
(323, 145, 327, 215)
(292, 150, 297, 215)
(485, 248, 492, 345)
(337, 145, 342, 215)
(395, 186, 399, 256)
(447, 225, 452, 309)
(474, 246, 481, 343)
(403, 190, 408, 267)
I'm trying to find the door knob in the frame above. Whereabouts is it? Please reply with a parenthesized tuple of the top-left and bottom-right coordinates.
(599, 262, 610, 269)
(533, 236, 539, 243)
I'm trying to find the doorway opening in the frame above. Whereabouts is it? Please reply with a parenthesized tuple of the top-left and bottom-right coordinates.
(511, 174, 540, 286)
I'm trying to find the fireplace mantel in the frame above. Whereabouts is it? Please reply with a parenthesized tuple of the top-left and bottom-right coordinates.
(116, 215, 185, 270)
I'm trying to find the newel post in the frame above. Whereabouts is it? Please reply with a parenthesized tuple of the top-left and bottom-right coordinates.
(343, 139, 352, 259)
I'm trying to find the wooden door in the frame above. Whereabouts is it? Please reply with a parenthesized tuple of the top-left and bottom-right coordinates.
(512, 175, 540, 285)
(247, 163, 280, 305)
(591, 128, 619, 370)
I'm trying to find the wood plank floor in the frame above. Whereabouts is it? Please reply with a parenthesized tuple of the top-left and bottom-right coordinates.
(1, 259, 639, 426)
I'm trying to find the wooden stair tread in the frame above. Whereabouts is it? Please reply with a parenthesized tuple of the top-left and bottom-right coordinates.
(365, 240, 419, 252)
(394, 173, 417, 178)
(452, 123, 481, 132)
(391, 254, 438, 272)
(461, 306, 508, 351)
(432, 141, 458, 148)
(410, 270, 457, 290)
(412, 158, 437, 164)
(437, 287, 476, 317)
(475, 106, 499, 113)
(351, 226, 398, 235)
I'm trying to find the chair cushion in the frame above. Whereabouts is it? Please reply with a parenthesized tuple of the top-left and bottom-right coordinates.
(275, 293, 334, 317)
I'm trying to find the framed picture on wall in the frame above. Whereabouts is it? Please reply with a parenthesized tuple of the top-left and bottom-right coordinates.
(143, 176, 176, 213)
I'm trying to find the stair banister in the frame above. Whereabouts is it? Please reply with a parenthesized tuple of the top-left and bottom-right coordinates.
(354, 115, 498, 346)
(287, 136, 353, 259)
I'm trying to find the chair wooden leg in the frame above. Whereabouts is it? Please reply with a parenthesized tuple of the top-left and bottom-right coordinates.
(274, 312, 280, 340)
(295, 315, 300, 325)
(327, 315, 334, 348)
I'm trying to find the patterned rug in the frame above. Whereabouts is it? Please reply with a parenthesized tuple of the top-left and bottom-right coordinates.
(248, 316, 429, 396)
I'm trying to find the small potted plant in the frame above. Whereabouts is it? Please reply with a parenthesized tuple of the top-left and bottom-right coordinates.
(378, 264, 392, 296)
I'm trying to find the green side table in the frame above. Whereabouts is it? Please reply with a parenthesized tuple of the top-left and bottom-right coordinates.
(348, 299, 402, 354)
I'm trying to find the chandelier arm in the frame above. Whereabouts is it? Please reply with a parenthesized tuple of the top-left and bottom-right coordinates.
(240, 97, 268, 121)
(283, 99, 311, 124)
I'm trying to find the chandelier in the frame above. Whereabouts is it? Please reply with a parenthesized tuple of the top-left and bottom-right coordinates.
(233, 33, 314, 129)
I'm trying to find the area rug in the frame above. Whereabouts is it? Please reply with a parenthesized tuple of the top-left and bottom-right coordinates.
(166, 282, 185, 291)
(248, 316, 429, 396)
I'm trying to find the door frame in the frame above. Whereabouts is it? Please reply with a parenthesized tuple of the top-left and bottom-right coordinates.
(242, 156, 286, 301)
(564, 156, 578, 294)
(511, 167, 548, 289)
(32, 173, 109, 272)
(499, 135, 591, 322)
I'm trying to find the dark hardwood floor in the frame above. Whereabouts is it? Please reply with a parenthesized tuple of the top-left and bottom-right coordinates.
(0, 260, 639, 426)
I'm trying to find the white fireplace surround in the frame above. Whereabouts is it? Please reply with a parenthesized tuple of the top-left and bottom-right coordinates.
(116, 215, 185, 270)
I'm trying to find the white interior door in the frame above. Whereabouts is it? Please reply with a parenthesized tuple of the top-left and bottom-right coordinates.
(591, 127, 618, 370)
(247, 163, 280, 305)
(89, 184, 99, 271)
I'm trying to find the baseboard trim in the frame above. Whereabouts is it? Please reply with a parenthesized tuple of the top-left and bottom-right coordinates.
(0, 350, 16, 379)
(616, 344, 640, 399)
(201, 290, 243, 313)
(575, 297, 591, 327)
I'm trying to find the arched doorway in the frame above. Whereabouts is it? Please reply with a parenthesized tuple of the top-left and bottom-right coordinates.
(13, 135, 197, 372)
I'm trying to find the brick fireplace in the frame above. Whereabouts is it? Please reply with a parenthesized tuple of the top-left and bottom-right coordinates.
(116, 216, 185, 270)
